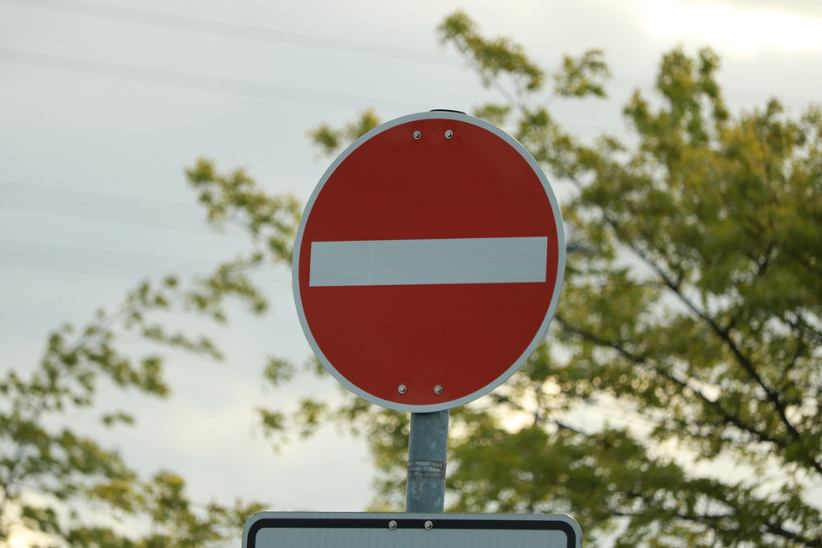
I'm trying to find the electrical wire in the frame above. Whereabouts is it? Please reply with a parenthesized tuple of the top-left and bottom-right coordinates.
(0, 0, 453, 67)
(0, 47, 625, 132)
(0, 183, 296, 279)
(0, 47, 419, 110)
(2, 0, 816, 107)
(0, 180, 206, 231)
(1, 181, 196, 210)
(0, 237, 291, 282)
(0, 237, 212, 269)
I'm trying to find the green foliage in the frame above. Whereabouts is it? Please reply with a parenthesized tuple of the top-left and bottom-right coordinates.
(5, 9, 820, 547)
(554, 49, 610, 98)
(307, 109, 381, 158)
(472, 103, 513, 126)
(262, 357, 295, 388)
(186, 158, 302, 264)
(61, 471, 264, 547)
(131, 471, 266, 547)
(278, 11, 821, 547)
(439, 11, 544, 93)
(0, 161, 301, 545)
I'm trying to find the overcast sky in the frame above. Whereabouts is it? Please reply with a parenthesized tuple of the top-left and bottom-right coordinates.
(1, 0, 821, 544)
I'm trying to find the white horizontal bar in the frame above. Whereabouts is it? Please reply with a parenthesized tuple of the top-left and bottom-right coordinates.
(309, 236, 547, 287)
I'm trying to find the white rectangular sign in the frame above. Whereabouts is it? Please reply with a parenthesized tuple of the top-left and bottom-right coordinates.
(309, 236, 548, 287)
(243, 512, 581, 548)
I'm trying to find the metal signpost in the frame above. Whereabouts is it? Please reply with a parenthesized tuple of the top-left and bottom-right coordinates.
(407, 410, 449, 513)
(244, 111, 575, 546)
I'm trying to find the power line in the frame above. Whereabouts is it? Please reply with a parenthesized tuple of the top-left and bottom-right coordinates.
(0, 252, 287, 281)
(0, 183, 293, 279)
(3, 0, 816, 108)
(0, 180, 208, 231)
(0, 200, 204, 232)
(0, 0, 453, 67)
(0, 47, 622, 132)
(0, 238, 211, 276)
(0, 47, 419, 110)
(1, 180, 195, 213)
(0, 255, 170, 278)
(0, 237, 290, 282)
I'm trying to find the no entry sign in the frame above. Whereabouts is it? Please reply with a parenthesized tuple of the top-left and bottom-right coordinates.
(293, 111, 565, 412)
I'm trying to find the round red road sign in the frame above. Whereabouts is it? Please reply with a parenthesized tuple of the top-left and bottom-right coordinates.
(293, 111, 565, 412)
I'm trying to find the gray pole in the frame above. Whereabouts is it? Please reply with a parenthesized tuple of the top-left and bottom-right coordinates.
(406, 410, 449, 512)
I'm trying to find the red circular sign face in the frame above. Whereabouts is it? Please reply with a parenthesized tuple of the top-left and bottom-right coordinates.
(293, 112, 565, 412)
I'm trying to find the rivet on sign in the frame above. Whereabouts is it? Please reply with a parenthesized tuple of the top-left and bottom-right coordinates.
(444, 129, 454, 139)
(412, 130, 422, 140)
(424, 520, 434, 530)
(434, 384, 443, 395)
(398, 384, 408, 394)
(388, 520, 398, 530)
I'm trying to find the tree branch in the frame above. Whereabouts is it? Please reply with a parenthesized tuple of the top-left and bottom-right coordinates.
(625, 238, 806, 444)
(557, 317, 800, 457)
(614, 497, 820, 546)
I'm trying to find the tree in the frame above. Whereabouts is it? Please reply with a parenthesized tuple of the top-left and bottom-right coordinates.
(0, 165, 300, 545)
(259, 11, 822, 547)
(4, 9, 820, 547)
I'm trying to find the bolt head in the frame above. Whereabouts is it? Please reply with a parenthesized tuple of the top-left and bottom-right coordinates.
(433, 384, 443, 395)
(388, 520, 398, 530)
(444, 129, 454, 139)
(412, 130, 422, 140)
(424, 520, 434, 530)
(398, 384, 408, 394)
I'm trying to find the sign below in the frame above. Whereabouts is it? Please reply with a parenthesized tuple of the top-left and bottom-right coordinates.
(243, 512, 581, 548)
